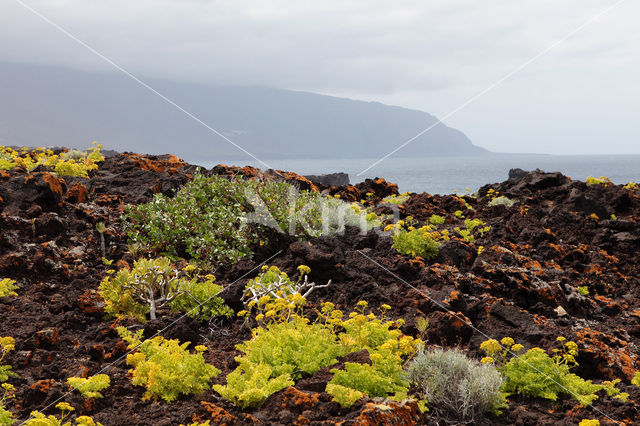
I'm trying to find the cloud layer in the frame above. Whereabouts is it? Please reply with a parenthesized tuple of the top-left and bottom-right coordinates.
(1, 0, 639, 154)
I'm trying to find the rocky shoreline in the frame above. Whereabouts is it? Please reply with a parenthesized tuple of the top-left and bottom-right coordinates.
(1, 151, 639, 425)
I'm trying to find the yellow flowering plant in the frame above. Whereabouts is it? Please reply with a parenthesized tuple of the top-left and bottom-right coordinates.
(480, 336, 622, 406)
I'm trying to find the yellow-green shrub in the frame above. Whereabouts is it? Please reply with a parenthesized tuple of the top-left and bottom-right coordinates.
(0, 337, 16, 383)
(118, 328, 219, 402)
(392, 228, 440, 259)
(99, 258, 230, 322)
(0, 279, 18, 299)
(212, 358, 293, 409)
(481, 337, 611, 406)
(67, 374, 110, 399)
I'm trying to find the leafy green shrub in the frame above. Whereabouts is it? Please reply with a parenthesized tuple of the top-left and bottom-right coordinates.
(212, 358, 293, 409)
(118, 327, 219, 402)
(481, 337, 606, 405)
(406, 347, 506, 422)
(392, 228, 440, 260)
(67, 374, 110, 399)
(99, 258, 230, 322)
(123, 173, 252, 266)
(123, 173, 377, 267)
(0, 279, 18, 299)
(633, 371, 640, 388)
(488, 196, 515, 208)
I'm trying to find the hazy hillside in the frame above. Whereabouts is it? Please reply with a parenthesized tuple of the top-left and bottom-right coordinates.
(0, 61, 489, 160)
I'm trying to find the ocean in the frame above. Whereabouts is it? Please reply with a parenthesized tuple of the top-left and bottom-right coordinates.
(191, 154, 640, 195)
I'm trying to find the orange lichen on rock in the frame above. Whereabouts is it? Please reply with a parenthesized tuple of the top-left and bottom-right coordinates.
(123, 153, 186, 174)
(42, 172, 65, 196)
(30, 379, 56, 394)
(348, 400, 424, 426)
(65, 182, 89, 203)
(575, 328, 638, 380)
(201, 401, 238, 425)
(34, 327, 60, 348)
(281, 387, 319, 411)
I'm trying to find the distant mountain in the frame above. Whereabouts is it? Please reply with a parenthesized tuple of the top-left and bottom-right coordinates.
(0, 61, 490, 160)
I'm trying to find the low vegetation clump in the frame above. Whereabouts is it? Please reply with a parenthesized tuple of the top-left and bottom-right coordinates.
(212, 358, 293, 409)
(236, 315, 345, 380)
(123, 172, 376, 266)
(488, 195, 515, 208)
(99, 257, 231, 322)
(0, 337, 16, 384)
(67, 374, 111, 399)
(1, 383, 16, 425)
(429, 214, 445, 225)
(0, 279, 18, 299)
(382, 193, 410, 205)
(118, 327, 219, 402)
(406, 347, 506, 422)
(481, 337, 619, 406)
(24, 402, 103, 425)
(324, 301, 420, 406)
(455, 218, 490, 244)
(217, 270, 420, 409)
(586, 176, 613, 186)
(0, 143, 104, 177)
(391, 227, 440, 260)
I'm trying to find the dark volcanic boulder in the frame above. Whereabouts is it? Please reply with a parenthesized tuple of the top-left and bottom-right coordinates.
(304, 172, 350, 186)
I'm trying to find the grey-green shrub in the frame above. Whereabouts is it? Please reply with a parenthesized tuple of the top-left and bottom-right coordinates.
(488, 196, 515, 208)
(406, 347, 506, 422)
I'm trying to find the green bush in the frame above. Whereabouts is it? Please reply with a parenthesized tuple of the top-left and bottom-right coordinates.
(98, 257, 230, 322)
(392, 228, 440, 260)
(118, 327, 219, 402)
(123, 173, 377, 267)
(24, 402, 103, 425)
(67, 374, 110, 399)
(325, 383, 364, 408)
(406, 347, 506, 422)
(212, 358, 293, 409)
(123, 173, 252, 266)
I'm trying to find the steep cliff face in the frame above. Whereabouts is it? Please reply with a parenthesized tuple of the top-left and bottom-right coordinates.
(0, 61, 489, 160)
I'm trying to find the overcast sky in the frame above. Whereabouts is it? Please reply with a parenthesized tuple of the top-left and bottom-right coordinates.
(1, 0, 639, 155)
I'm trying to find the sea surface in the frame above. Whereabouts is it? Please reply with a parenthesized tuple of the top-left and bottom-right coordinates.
(191, 154, 640, 195)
